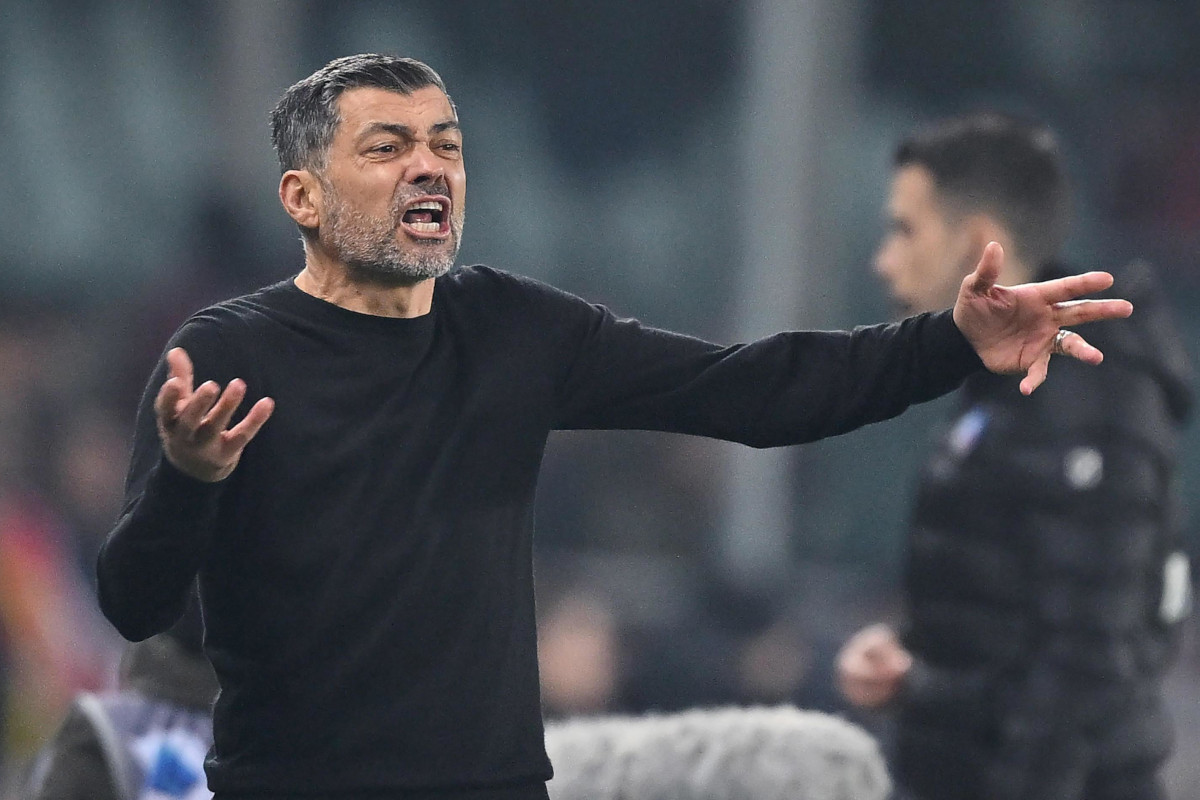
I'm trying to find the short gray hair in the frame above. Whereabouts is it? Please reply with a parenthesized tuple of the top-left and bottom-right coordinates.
(269, 53, 453, 174)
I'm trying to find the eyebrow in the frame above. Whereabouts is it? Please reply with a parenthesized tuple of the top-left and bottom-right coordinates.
(357, 120, 461, 141)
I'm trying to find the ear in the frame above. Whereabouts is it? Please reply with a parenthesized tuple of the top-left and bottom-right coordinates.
(279, 170, 321, 232)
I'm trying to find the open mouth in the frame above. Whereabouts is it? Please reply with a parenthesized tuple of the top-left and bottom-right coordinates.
(399, 196, 451, 239)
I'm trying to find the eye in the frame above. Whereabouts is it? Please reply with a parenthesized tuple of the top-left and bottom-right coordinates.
(438, 142, 462, 153)
(372, 144, 398, 154)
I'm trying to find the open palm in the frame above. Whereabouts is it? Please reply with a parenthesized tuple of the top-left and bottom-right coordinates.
(155, 347, 275, 482)
(952, 242, 1134, 395)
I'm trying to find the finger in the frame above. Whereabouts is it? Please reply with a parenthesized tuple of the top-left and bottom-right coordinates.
(874, 641, 912, 672)
(196, 379, 248, 437)
(838, 645, 874, 675)
(1053, 298, 1133, 325)
(176, 381, 222, 432)
(1056, 330, 1105, 366)
(219, 396, 276, 453)
(154, 376, 188, 426)
(1020, 353, 1050, 395)
(840, 656, 870, 679)
(1034, 271, 1115, 304)
(165, 348, 195, 393)
(864, 650, 908, 679)
(862, 643, 892, 664)
(962, 241, 1004, 295)
(156, 349, 196, 426)
(847, 654, 893, 682)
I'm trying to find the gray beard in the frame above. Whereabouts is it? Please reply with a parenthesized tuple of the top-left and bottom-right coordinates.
(321, 190, 463, 285)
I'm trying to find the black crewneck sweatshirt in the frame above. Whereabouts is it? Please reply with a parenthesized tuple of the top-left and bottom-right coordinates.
(98, 265, 981, 796)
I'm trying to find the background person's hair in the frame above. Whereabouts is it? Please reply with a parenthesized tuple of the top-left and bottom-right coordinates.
(269, 53, 453, 175)
(545, 705, 891, 800)
(895, 111, 1070, 270)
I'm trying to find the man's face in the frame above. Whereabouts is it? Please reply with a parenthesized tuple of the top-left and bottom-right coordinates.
(315, 85, 466, 283)
(873, 165, 972, 315)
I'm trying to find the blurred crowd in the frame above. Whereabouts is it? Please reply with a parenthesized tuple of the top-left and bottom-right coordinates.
(0, 288, 198, 771)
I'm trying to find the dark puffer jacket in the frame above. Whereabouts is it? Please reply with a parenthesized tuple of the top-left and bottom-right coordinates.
(895, 261, 1194, 800)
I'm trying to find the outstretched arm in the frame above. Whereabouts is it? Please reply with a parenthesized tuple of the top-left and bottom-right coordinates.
(952, 242, 1133, 394)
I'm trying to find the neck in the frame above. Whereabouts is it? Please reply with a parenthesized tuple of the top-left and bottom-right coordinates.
(294, 251, 435, 319)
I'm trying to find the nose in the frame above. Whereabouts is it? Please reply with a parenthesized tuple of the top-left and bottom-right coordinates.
(403, 142, 445, 186)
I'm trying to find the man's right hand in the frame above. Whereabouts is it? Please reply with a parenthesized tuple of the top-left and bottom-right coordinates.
(154, 347, 275, 483)
(836, 623, 912, 710)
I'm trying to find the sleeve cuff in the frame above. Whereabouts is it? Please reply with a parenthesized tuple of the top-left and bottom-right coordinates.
(927, 308, 986, 380)
(139, 455, 228, 517)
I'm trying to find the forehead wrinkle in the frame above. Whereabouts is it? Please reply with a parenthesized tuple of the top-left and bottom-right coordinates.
(355, 119, 461, 143)
(357, 121, 414, 142)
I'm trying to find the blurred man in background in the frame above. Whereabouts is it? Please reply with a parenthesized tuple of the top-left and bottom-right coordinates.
(837, 112, 1195, 800)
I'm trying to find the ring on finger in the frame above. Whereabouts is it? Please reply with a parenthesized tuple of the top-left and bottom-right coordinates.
(1052, 328, 1074, 356)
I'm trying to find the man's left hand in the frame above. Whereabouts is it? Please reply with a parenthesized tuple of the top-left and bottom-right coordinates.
(953, 242, 1134, 395)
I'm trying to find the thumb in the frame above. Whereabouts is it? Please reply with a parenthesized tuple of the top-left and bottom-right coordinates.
(963, 241, 1004, 296)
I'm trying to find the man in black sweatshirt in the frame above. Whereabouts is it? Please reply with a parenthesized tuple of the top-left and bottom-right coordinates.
(97, 55, 1133, 800)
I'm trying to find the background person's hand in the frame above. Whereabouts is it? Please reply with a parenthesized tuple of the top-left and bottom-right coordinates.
(154, 347, 275, 482)
(836, 623, 912, 710)
(952, 242, 1134, 395)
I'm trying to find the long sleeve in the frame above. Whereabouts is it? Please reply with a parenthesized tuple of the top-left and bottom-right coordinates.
(544, 289, 983, 446)
(97, 459, 225, 641)
(97, 316, 247, 642)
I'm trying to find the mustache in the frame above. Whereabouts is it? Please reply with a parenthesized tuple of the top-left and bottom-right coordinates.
(391, 178, 452, 215)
